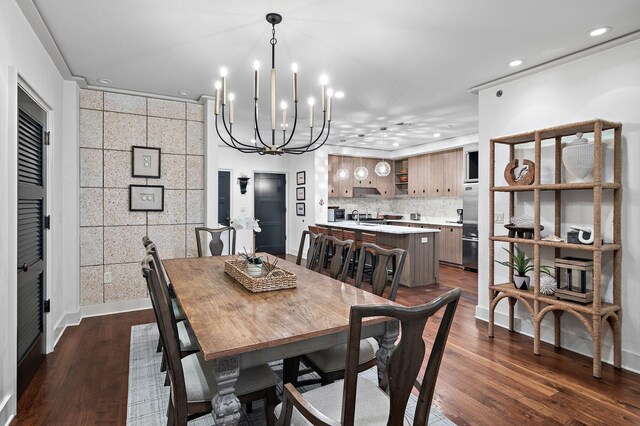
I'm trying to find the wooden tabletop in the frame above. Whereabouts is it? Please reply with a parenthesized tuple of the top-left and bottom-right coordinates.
(163, 254, 399, 361)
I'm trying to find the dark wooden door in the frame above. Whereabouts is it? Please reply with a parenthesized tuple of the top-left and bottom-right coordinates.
(218, 171, 231, 226)
(254, 173, 286, 255)
(17, 105, 47, 398)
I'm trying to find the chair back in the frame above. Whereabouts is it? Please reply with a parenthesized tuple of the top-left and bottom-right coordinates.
(317, 236, 354, 282)
(342, 288, 462, 425)
(296, 230, 324, 270)
(195, 226, 237, 256)
(141, 255, 188, 425)
(144, 239, 174, 293)
(355, 243, 407, 301)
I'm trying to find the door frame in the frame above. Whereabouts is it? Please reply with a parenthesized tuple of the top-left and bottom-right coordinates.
(218, 168, 233, 226)
(252, 171, 288, 255)
(16, 76, 53, 356)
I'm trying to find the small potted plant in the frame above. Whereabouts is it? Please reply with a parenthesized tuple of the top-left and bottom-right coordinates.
(495, 247, 553, 290)
(238, 248, 263, 278)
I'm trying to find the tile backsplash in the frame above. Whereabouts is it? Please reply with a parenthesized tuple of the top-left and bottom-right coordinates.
(328, 197, 462, 219)
(79, 89, 205, 306)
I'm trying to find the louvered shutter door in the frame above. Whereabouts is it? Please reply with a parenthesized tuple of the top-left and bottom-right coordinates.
(17, 109, 45, 364)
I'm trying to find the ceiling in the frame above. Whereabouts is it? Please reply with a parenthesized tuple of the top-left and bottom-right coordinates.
(31, 0, 640, 150)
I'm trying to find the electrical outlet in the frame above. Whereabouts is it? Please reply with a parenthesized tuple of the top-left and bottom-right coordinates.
(421, 237, 429, 243)
(495, 213, 504, 224)
(104, 271, 113, 283)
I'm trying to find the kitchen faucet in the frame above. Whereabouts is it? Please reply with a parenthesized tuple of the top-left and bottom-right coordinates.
(351, 209, 359, 224)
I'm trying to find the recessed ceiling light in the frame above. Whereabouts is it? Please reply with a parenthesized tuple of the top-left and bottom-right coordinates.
(97, 78, 112, 85)
(433, 133, 441, 138)
(392, 142, 399, 147)
(589, 26, 611, 37)
(179, 90, 191, 96)
(508, 59, 524, 67)
(358, 134, 365, 137)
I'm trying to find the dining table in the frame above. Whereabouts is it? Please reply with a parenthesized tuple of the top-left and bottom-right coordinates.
(163, 253, 400, 425)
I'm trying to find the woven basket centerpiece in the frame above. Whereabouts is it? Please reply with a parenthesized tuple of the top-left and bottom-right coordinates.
(224, 260, 296, 293)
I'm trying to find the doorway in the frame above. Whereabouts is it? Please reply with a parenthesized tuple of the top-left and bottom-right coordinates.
(17, 87, 48, 398)
(218, 171, 231, 227)
(254, 173, 286, 255)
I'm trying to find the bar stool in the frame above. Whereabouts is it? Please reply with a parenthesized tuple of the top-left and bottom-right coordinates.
(342, 230, 357, 276)
(358, 232, 397, 282)
(330, 228, 344, 240)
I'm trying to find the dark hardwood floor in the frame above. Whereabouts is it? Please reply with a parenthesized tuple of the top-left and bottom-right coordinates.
(12, 264, 640, 425)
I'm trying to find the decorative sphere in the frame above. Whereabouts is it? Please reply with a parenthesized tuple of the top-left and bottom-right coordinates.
(336, 168, 349, 181)
(374, 161, 391, 177)
(354, 166, 369, 180)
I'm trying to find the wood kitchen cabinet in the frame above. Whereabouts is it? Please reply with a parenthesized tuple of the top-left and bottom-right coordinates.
(408, 155, 423, 196)
(328, 155, 353, 197)
(442, 149, 464, 197)
(426, 224, 462, 265)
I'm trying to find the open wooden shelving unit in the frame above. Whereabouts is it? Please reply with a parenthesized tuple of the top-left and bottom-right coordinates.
(488, 119, 623, 378)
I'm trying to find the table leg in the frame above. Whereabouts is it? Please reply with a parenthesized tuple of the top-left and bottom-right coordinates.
(283, 355, 301, 387)
(376, 320, 399, 391)
(212, 356, 241, 425)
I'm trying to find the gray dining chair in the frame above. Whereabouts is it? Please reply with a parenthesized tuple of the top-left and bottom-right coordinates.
(195, 226, 236, 256)
(302, 243, 407, 385)
(141, 255, 278, 426)
(295, 230, 324, 270)
(276, 288, 462, 426)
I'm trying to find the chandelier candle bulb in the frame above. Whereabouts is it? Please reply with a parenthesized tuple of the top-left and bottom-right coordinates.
(281, 101, 287, 127)
(292, 63, 299, 102)
(220, 67, 228, 105)
(214, 81, 221, 115)
(228, 93, 235, 124)
(253, 61, 260, 100)
(327, 89, 333, 122)
(308, 98, 314, 128)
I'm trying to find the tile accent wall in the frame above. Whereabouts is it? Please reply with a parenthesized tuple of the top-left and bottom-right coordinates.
(79, 89, 205, 306)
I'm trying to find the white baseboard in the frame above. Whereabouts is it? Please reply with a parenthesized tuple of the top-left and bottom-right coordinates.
(80, 298, 151, 319)
(475, 305, 640, 374)
(0, 394, 15, 426)
(52, 309, 81, 350)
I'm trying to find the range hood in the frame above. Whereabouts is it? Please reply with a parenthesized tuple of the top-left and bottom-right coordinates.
(353, 187, 381, 197)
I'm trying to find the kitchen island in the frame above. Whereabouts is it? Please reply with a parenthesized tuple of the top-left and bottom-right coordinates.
(316, 221, 440, 287)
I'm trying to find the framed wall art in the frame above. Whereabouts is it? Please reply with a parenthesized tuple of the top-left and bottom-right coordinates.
(296, 202, 305, 216)
(296, 186, 305, 201)
(296, 171, 306, 185)
(132, 146, 161, 178)
(129, 184, 164, 211)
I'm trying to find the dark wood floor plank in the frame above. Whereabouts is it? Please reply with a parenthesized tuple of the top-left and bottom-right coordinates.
(11, 263, 640, 425)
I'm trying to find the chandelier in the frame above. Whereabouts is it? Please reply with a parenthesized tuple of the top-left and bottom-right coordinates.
(214, 13, 337, 155)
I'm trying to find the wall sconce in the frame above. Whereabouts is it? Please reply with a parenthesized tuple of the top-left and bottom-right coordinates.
(237, 175, 250, 194)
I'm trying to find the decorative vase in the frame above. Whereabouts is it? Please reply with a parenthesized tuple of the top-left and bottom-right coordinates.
(562, 132, 593, 182)
(247, 263, 263, 278)
(513, 275, 530, 290)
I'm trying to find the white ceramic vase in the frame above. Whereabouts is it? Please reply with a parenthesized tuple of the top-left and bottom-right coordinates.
(513, 275, 530, 290)
(247, 263, 263, 278)
(562, 132, 593, 182)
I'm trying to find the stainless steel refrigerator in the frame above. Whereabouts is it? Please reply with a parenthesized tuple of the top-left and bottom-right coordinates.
(462, 183, 478, 270)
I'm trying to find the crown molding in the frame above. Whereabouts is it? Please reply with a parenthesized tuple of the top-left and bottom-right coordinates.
(468, 29, 640, 94)
(85, 84, 201, 103)
(16, 0, 73, 80)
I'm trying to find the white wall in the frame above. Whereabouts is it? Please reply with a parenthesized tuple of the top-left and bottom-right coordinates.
(214, 146, 324, 256)
(0, 1, 79, 423)
(477, 38, 640, 371)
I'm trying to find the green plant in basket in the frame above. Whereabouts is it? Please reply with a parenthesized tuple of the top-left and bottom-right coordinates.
(495, 247, 553, 290)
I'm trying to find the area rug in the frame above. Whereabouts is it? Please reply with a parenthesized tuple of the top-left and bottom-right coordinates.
(126, 323, 455, 425)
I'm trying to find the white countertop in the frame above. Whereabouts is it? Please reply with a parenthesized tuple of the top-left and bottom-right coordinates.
(317, 221, 440, 234)
(386, 217, 463, 227)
